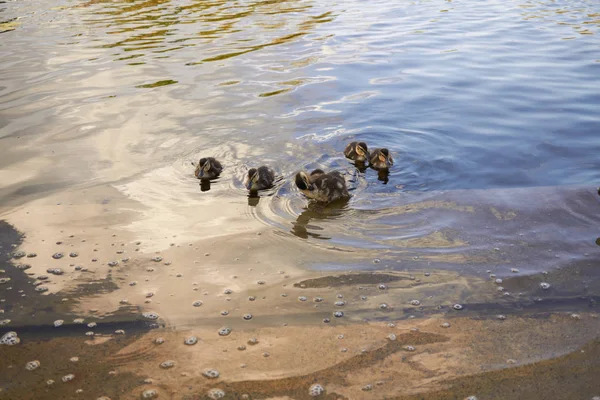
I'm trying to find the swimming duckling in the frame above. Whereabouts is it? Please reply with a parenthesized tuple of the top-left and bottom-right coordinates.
(295, 169, 350, 203)
(369, 148, 393, 170)
(344, 141, 370, 163)
(245, 166, 275, 191)
(194, 157, 223, 180)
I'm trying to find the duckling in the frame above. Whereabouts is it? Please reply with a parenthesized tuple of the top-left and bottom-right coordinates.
(369, 148, 393, 170)
(245, 166, 275, 191)
(344, 141, 370, 162)
(194, 157, 223, 180)
(295, 169, 350, 203)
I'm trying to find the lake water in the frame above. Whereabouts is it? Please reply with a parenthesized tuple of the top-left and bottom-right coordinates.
(1, 0, 600, 399)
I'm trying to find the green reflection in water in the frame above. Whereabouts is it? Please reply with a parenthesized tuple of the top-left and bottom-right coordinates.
(135, 79, 177, 88)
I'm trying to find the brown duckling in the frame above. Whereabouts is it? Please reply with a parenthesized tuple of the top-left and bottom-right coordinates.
(295, 169, 350, 203)
(369, 148, 393, 170)
(344, 141, 370, 163)
(194, 157, 223, 179)
(245, 166, 275, 191)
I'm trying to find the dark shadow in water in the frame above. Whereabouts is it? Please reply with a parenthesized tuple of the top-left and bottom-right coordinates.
(376, 168, 390, 184)
(199, 179, 212, 192)
(291, 198, 349, 240)
(248, 191, 260, 207)
(351, 160, 369, 173)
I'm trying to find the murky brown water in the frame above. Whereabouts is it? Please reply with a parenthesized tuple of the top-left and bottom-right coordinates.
(1, 0, 600, 398)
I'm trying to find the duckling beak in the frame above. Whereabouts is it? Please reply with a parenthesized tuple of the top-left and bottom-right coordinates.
(246, 173, 258, 190)
(378, 153, 387, 163)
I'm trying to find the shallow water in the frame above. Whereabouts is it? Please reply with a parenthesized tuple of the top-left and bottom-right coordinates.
(1, 0, 600, 398)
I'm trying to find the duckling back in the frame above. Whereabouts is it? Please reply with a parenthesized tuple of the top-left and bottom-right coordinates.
(309, 170, 350, 203)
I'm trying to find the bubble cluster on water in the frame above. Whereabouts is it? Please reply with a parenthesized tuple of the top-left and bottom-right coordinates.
(387, 334, 397, 341)
(409, 300, 420, 306)
(184, 336, 198, 345)
(25, 360, 40, 371)
(540, 282, 551, 290)
(142, 389, 158, 399)
(115, 329, 125, 335)
(497, 314, 506, 320)
(35, 286, 48, 292)
(333, 311, 344, 318)
(247, 337, 259, 345)
(441, 322, 451, 328)
(151, 256, 163, 262)
(155, 337, 165, 345)
(142, 312, 159, 320)
(378, 284, 388, 290)
(309, 384, 325, 397)
(298, 296, 307, 302)
(16, 264, 31, 270)
(362, 384, 373, 391)
(52, 253, 64, 259)
(453, 304, 463, 310)
(218, 327, 231, 336)
(243, 313, 252, 320)
(203, 369, 220, 379)
(62, 373, 75, 382)
(404, 345, 416, 352)
(159, 360, 175, 369)
(0, 319, 10, 326)
(12, 251, 26, 259)
(379, 303, 389, 309)
(207, 388, 226, 399)
(314, 297, 323, 303)
(1, 331, 20, 345)
(47, 268, 64, 275)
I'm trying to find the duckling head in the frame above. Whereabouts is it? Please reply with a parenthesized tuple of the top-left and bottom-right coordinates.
(196, 158, 212, 178)
(246, 168, 259, 191)
(377, 148, 393, 168)
(295, 171, 314, 191)
(356, 142, 369, 161)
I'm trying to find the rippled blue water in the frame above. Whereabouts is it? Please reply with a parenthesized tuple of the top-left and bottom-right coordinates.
(1, 0, 599, 253)
(2, 0, 599, 191)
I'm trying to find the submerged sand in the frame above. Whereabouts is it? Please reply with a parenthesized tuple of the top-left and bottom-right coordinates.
(1, 175, 599, 399)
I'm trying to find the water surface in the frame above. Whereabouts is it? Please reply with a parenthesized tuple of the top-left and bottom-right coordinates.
(1, 0, 600, 398)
